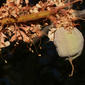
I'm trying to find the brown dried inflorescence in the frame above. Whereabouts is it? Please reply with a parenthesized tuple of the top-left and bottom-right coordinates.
(0, 0, 82, 49)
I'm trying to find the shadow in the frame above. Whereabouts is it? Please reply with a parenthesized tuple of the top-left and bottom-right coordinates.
(0, 78, 10, 85)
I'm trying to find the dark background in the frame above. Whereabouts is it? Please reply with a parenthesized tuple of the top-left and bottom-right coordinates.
(0, 0, 85, 85)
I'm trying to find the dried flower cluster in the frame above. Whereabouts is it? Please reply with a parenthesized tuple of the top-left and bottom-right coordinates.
(0, 0, 82, 49)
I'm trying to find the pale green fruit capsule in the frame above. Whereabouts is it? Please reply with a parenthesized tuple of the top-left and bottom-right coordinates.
(53, 27, 84, 77)
(54, 27, 84, 59)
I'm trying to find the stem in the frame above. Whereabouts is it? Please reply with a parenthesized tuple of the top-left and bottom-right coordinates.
(68, 57, 74, 77)
(17, 11, 51, 23)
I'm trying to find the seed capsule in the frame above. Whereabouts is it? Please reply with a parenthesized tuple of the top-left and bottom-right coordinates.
(53, 27, 84, 77)
(54, 27, 84, 59)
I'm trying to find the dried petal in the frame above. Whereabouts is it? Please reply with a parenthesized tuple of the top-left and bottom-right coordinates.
(10, 34, 17, 42)
(20, 31, 30, 43)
